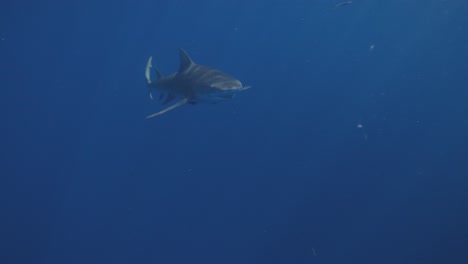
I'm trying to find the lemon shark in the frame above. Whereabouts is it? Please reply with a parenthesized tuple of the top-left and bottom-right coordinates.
(145, 48, 250, 118)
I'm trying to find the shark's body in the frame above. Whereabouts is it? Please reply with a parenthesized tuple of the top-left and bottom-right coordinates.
(145, 48, 250, 118)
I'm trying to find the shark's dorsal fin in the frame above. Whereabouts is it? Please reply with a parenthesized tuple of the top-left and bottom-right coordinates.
(178, 48, 195, 73)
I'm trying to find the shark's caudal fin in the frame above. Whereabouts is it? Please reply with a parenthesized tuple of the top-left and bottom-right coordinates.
(145, 56, 154, 100)
(145, 56, 153, 85)
(145, 56, 164, 100)
(145, 98, 189, 119)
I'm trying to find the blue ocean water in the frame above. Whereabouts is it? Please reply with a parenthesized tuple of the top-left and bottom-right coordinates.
(1, 0, 467, 263)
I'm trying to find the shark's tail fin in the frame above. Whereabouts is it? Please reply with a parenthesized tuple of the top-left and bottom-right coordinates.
(145, 56, 153, 86)
(145, 56, 154, 100)
(145, 56, 164, 100)
(145, 56, 163, 84)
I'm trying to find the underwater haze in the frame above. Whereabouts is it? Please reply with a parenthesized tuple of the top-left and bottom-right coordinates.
(1, 0, 468, 263)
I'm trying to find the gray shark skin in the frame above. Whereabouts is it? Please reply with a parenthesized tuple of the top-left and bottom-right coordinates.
(145, 48, 250, 118)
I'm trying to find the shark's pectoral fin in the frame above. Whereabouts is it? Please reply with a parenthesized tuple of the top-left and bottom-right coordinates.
(146, 98, 189, 119)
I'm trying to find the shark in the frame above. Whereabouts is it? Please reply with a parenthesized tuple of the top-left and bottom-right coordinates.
(144, 48, 250, 118)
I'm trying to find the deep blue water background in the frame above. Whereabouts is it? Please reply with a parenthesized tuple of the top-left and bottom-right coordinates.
(1, 0, 468, 263)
